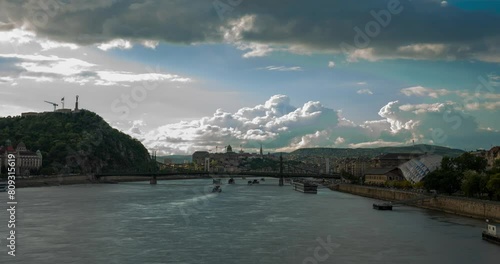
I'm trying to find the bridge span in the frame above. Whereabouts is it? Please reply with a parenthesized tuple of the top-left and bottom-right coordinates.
(94, 171, 341, 185)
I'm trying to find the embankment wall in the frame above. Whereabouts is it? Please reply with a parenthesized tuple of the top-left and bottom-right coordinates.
(334, 184, 500, 222)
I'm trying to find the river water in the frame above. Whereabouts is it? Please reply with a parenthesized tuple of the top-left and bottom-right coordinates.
(1, 178, 499, 264)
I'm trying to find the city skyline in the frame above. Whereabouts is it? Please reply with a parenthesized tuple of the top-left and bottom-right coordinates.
(0, 0, 499, 154)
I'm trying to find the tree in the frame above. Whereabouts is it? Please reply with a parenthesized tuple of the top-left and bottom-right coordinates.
(461, 170, 482, 197)
(487, 173, 500, 200)
(424, 169, 462, 195)
(454, 152, 487, 172)
(490, 159, 500, 174)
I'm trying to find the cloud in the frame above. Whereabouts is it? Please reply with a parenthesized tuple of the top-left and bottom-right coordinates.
(334, 137, 345, 145)
(97, 39, 133, 51)
(261, 66, 302, 72)
(328, 61, 335, 68)
(348, 140, 403, 148)
(357, 89, 373, 95)
(400, 83, 500, 111)
(133, 95, 345, 154)
(122, 94, 500, 154)
(0, 53, 191, 86)
(401, 86, 450, 98)
(1, 1, 500, 61)
(375, 100, 500, 149)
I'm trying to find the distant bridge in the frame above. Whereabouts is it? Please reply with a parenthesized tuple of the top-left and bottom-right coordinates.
(94, 171, 340, 185)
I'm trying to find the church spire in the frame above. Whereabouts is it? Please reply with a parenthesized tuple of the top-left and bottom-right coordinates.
(260, 143, 263, 156)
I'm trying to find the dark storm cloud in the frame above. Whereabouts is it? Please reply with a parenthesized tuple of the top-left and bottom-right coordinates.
(1, 0, 500, 61)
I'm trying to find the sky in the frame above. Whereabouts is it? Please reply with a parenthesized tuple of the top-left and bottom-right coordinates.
(0, 0, 499, 155)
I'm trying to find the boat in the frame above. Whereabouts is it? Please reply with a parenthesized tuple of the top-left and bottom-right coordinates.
(252, 179, 260, 184)
(373, 203, 393, 210)
(212, 185, 222, 193)
(228, 178, 235, 184)
(292, 181, 317, 194)
(482, 220, 500, 245)
(247, 181, 252, 185)
(260, 178, 265, 182)
(0, 181, 7, 192)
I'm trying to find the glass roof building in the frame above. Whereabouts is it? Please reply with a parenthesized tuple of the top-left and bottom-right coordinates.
(399, 154, 443, 183)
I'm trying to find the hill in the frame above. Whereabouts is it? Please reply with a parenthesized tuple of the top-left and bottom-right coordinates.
(0, 110, 153, 174)
(290, 144, 464, 158)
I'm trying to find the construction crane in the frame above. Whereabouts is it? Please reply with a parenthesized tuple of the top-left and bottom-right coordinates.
(44, 101, 58, 111)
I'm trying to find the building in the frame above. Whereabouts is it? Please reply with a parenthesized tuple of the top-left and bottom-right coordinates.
(363, 154, 443, 185)
(192, 144, 274, 173)
(22, 95, 81, 117)
(0, 140, 43, 176)
(364, 168, 404, 185)
(334, 157, 371, 177)
(192, 151, 210, 170)
(473, 146, 500, 169)
(372, 153, 424, 168)
(399, 154, 442, 183)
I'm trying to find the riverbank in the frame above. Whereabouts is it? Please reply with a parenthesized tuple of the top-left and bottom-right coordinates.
(14, 174, 212, 188)
(330, 184, 500, 222)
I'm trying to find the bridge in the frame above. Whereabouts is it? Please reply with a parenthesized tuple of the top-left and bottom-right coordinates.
(94, 155, 341, 185)
(94, 171, 340, 185)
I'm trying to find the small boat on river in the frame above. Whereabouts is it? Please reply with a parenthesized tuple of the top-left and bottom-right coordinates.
(482, 220, 500, 245)
(373, 203, 393, 210)
(212, 185, 222, 193)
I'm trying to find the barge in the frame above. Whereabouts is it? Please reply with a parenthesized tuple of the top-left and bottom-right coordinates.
(293, 182, 318, 194)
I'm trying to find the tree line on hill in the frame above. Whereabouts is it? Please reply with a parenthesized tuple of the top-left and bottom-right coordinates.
(0, 110, 155, 176)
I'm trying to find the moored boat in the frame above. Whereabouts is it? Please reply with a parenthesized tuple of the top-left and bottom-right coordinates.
(482, 220, 500, 245)
(373, 203, 393, 210)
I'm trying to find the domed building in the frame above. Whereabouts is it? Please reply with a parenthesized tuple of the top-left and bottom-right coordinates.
(0, 140, 42, 176)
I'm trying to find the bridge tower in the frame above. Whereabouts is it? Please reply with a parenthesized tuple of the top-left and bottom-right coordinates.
(279, 153, 284, 186)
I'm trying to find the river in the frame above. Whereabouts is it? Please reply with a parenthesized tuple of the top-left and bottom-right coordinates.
(1, 178, 499, 264)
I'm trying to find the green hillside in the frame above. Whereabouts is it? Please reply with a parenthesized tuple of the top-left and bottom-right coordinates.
(0, 110, 153, 175)
(290, 144, 464, 158)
